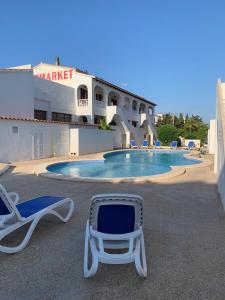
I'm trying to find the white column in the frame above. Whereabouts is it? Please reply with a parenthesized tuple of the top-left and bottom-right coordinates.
(125, 131, 131, 148)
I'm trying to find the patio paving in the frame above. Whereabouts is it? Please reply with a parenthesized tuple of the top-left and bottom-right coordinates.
(0, 154, 225, 300)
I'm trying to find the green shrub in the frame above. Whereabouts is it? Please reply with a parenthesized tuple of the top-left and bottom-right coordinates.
(157, 124, 179, 145)
(98, 118, 112, 131)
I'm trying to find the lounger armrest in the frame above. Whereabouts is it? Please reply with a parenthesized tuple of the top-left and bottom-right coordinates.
(8, 192, 20, 204)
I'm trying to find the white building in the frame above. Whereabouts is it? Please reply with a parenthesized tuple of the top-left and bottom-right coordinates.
(5, 61, 156, 148)
(0, 61, 157, 163)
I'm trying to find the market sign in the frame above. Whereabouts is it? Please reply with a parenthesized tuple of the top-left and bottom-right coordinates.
(34, 68, 73, 81)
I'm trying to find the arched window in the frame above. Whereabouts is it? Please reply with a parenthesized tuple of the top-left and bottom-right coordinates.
(148, 106, 153, 115)
(94, 86, 104, 102)
(123, 97, 131, 111)
(77, 85, 88, 106)
(132, 100, 138, 111)
(108, 91, 120, 106)
(139, 103, 147, 113)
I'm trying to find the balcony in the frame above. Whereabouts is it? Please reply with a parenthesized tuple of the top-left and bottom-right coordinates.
(95, 99, 105, 106)
(78, 99, 88, 107)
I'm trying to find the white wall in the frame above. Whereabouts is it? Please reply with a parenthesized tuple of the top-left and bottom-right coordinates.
(34, 77, 75, 119)
(215, 79, 225, 210)
(208, 119, 216, 154)
(70, 128, 113, 155)
(112, 126, 123, 148)
(0, 70, 34, 118)
(0, 119, 70, 162)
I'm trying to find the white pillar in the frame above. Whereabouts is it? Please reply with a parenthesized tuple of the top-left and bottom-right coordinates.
(125, 131, 131, 148)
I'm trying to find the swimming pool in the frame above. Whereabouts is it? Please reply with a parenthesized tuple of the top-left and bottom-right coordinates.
(47, 150, 201, 179)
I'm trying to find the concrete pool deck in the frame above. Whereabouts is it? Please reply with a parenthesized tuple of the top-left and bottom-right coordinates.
(0, 153, 225, 299)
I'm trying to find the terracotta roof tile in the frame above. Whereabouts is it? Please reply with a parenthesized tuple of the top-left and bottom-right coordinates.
(0, 115, 98, 127)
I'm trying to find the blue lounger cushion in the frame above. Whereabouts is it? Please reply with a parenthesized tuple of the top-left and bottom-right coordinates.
(143, 140, 148, 147)
(171, 141, 177, 147)
(188, 141, 194, 148)
(16, 196, 65, 218)
(0, 197, 10, 215)
(97, 204, 135, 234)
(155, 140, 161, 147)
(131, 140, 137, 146)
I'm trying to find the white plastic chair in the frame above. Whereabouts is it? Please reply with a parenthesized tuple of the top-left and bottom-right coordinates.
(0, 184, 74, 253)
(84, 193, 147, 278)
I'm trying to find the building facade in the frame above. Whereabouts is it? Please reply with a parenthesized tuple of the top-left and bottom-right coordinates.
(1, 62, 157, 148)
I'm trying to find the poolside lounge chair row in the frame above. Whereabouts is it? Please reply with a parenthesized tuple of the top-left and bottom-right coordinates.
(0, 185, 147, 278)
(131, 139, 176, 149)
(130, 140, 150, 148)
(131, 140, 196, 150)
(130, 139, 156, 149)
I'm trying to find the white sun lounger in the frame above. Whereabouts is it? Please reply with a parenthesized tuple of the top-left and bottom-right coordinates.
(130, 140, 138, 148)
(0, 184, 74, 253)
(84, 193, 147, 278)
(142, 140, 149, 148)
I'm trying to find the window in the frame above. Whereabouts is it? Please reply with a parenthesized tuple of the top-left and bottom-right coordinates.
(109, 120, 117, 126)
(79, 116, 88, 123)
(139, 104, 146, 113)
(132, 101, 137, 111)
(94, 115, 105, 125)
(96, 93, 103, 101)
(52, 112, 72, 122)
(132, 121, 137, 127)
(80, 88, 88, 99)
(111, 99, 117, 106)
(12, 126, 18, 134)
(34, 110, 47, 120)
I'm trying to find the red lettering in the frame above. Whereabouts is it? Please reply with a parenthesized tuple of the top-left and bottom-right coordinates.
(35, 69, 73, 81)
(64, 70, 68, 79)
(52, 72, 57, 80)
(58, 71, 63, 80)
(46, 73, 51, 80)
(69, 69, 73, 78)
(38, 73, 46, 79)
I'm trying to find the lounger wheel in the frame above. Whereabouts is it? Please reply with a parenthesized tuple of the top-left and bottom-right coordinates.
(135, 232, 147, 277)
(84, 221, 99, 278)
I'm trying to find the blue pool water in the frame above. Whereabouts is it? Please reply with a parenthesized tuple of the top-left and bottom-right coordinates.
(47, 150, 201, 178)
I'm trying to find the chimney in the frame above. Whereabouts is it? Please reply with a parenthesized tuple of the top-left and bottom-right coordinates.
(55, 56, 60, 66)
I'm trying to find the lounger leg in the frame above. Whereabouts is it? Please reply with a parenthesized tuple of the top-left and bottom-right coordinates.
(50, 199, 75, 223)
(0, 199, 74, 254)
(134, 231, 147, 277)
(0, 215, 44, 254)
(84, 221, 99, 278)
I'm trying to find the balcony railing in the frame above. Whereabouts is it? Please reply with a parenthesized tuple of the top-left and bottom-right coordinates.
(95, 99, 105, 106)
(78, 99, 88, 107)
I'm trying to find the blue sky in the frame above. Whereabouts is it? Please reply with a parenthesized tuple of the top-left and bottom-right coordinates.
(1, 0, 225, 122)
